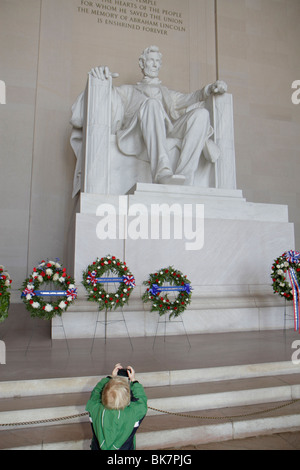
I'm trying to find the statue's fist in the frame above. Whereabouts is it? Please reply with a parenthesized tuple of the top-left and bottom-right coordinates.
(210, 80, 227, 95)
(89, 66, 119, 80)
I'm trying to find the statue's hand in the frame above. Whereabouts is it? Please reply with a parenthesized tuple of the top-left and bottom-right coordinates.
(210, 80, 227, 95)
(89, 66, 119, 80)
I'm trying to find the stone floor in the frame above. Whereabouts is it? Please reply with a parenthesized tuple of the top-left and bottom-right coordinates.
(1, 303, 300, 450)
(165, 431, 300, 450)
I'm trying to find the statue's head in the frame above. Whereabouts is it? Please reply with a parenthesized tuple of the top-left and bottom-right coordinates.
(139, 46, 162, 79)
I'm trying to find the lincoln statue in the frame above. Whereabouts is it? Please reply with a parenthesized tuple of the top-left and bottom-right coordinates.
(70, 45, 227, 192)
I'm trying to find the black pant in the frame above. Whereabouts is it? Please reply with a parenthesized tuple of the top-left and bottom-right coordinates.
(90, 424, 136, 450)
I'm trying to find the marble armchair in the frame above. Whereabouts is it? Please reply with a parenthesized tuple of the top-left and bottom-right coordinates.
(71, 74, 237, 196)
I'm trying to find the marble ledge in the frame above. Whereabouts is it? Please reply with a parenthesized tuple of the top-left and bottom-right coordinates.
(52, 303, 290, 339)
(60, 285, 286, 313)
(78, 187, 289, 223)
(127, 183, 244, 199)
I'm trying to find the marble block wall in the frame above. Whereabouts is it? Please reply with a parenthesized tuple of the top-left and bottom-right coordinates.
(52, 185, 295, 339)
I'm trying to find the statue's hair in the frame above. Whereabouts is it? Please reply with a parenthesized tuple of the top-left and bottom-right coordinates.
(139, 45, 162, 70)
(102, 377, 131, 410)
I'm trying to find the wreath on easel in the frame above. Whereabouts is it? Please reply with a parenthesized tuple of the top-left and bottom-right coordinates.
(142, 266, 192, 319)
(0, 265, 12, 322)
(21, 260, 77, 320)
(82, 255, 136, 311)
(271, 251, 300, 301)
(271, 250, 300, 332)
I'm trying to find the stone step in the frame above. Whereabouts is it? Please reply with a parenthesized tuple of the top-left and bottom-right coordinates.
(140, 399, 300, 450)
(1, 400, 300, 450)
(1, 372, 300, 424)
(0, 360, 298, 399)
(1, 361, 300, 449)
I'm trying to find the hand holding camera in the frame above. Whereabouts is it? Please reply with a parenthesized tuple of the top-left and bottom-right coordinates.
(112, 363, 136, 381)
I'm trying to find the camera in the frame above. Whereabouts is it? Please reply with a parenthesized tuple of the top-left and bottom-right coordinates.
(117, 368, 129, 378)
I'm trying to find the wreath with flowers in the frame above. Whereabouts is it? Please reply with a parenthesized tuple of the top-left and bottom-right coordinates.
(271, 251, 300, 301)
(0, 265, 12, 322)
(271, 250, 300, 332)
(82, 255, 136, 311)
(21, 260, 77, 320)
(142, 266, 192, 319)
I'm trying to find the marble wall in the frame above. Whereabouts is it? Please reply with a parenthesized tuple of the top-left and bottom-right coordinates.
(0, 0, 299, 300)
(216, 0, 300, 241)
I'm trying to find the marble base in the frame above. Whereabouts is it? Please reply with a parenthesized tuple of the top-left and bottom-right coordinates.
(56, 184, 295, 339)
(52, 287, 293, 339)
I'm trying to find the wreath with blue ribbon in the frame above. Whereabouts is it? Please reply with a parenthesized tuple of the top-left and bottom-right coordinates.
(142, 266, 192, 319)
(82, 255, 136, 311)
(0, 265, 12, 322)
(271, 250, 300, 332)
(21, 260, 77, 320)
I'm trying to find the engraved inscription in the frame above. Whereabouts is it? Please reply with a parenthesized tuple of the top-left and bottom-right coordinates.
(76, 0, 187, 35)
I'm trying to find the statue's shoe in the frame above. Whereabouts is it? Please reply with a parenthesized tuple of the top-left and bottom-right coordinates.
(158, 175, 186, 185)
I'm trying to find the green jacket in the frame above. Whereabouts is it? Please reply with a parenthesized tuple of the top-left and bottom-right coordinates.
(86, 377, 148, 450)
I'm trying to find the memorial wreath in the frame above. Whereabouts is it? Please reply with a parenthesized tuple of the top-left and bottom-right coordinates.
(271, 250, 300, 331)
(0, 265, 12, 322)
(21, 260, 77, 320)
(142, 266, 192, 319)
(82, 255, 136, 311)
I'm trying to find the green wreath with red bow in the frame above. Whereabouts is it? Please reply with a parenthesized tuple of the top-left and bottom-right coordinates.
(271, 251, 300, 301)
(142, 266, 192, 319)
(82, 255, 136, 311)
(271, 250, 300, 332)
(21, 260, 77, 320)
(0, 265, 12, 322)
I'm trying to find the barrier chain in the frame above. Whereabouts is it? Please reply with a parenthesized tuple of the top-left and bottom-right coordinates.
(1, 399, 299, 427)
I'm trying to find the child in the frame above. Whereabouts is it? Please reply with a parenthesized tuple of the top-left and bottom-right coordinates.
(86, 363, 148, 450)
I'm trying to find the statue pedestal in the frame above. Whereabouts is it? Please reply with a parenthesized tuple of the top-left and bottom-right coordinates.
(54, 184, 295, 339)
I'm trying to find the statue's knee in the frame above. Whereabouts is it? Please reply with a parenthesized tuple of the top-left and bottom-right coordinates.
(188, 107, 210, 126)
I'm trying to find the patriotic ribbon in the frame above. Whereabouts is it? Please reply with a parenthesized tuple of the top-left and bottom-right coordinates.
(123, 275, 136, 288)
(284, 251, 300, 332)
(22, 286, 36, 297)
(284, 250, 300, 264)
(22, 289, 78, 298)
(150, 284, 192, 296)
(66, 288, 78, 300)
(35, 291, 67, 297)
(287, 268, 300, 332)
(86, 271, 98, 286)
(98, 277, 124, 283)
(87, 276, 136, 287)
(183, 284, 192, 294)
